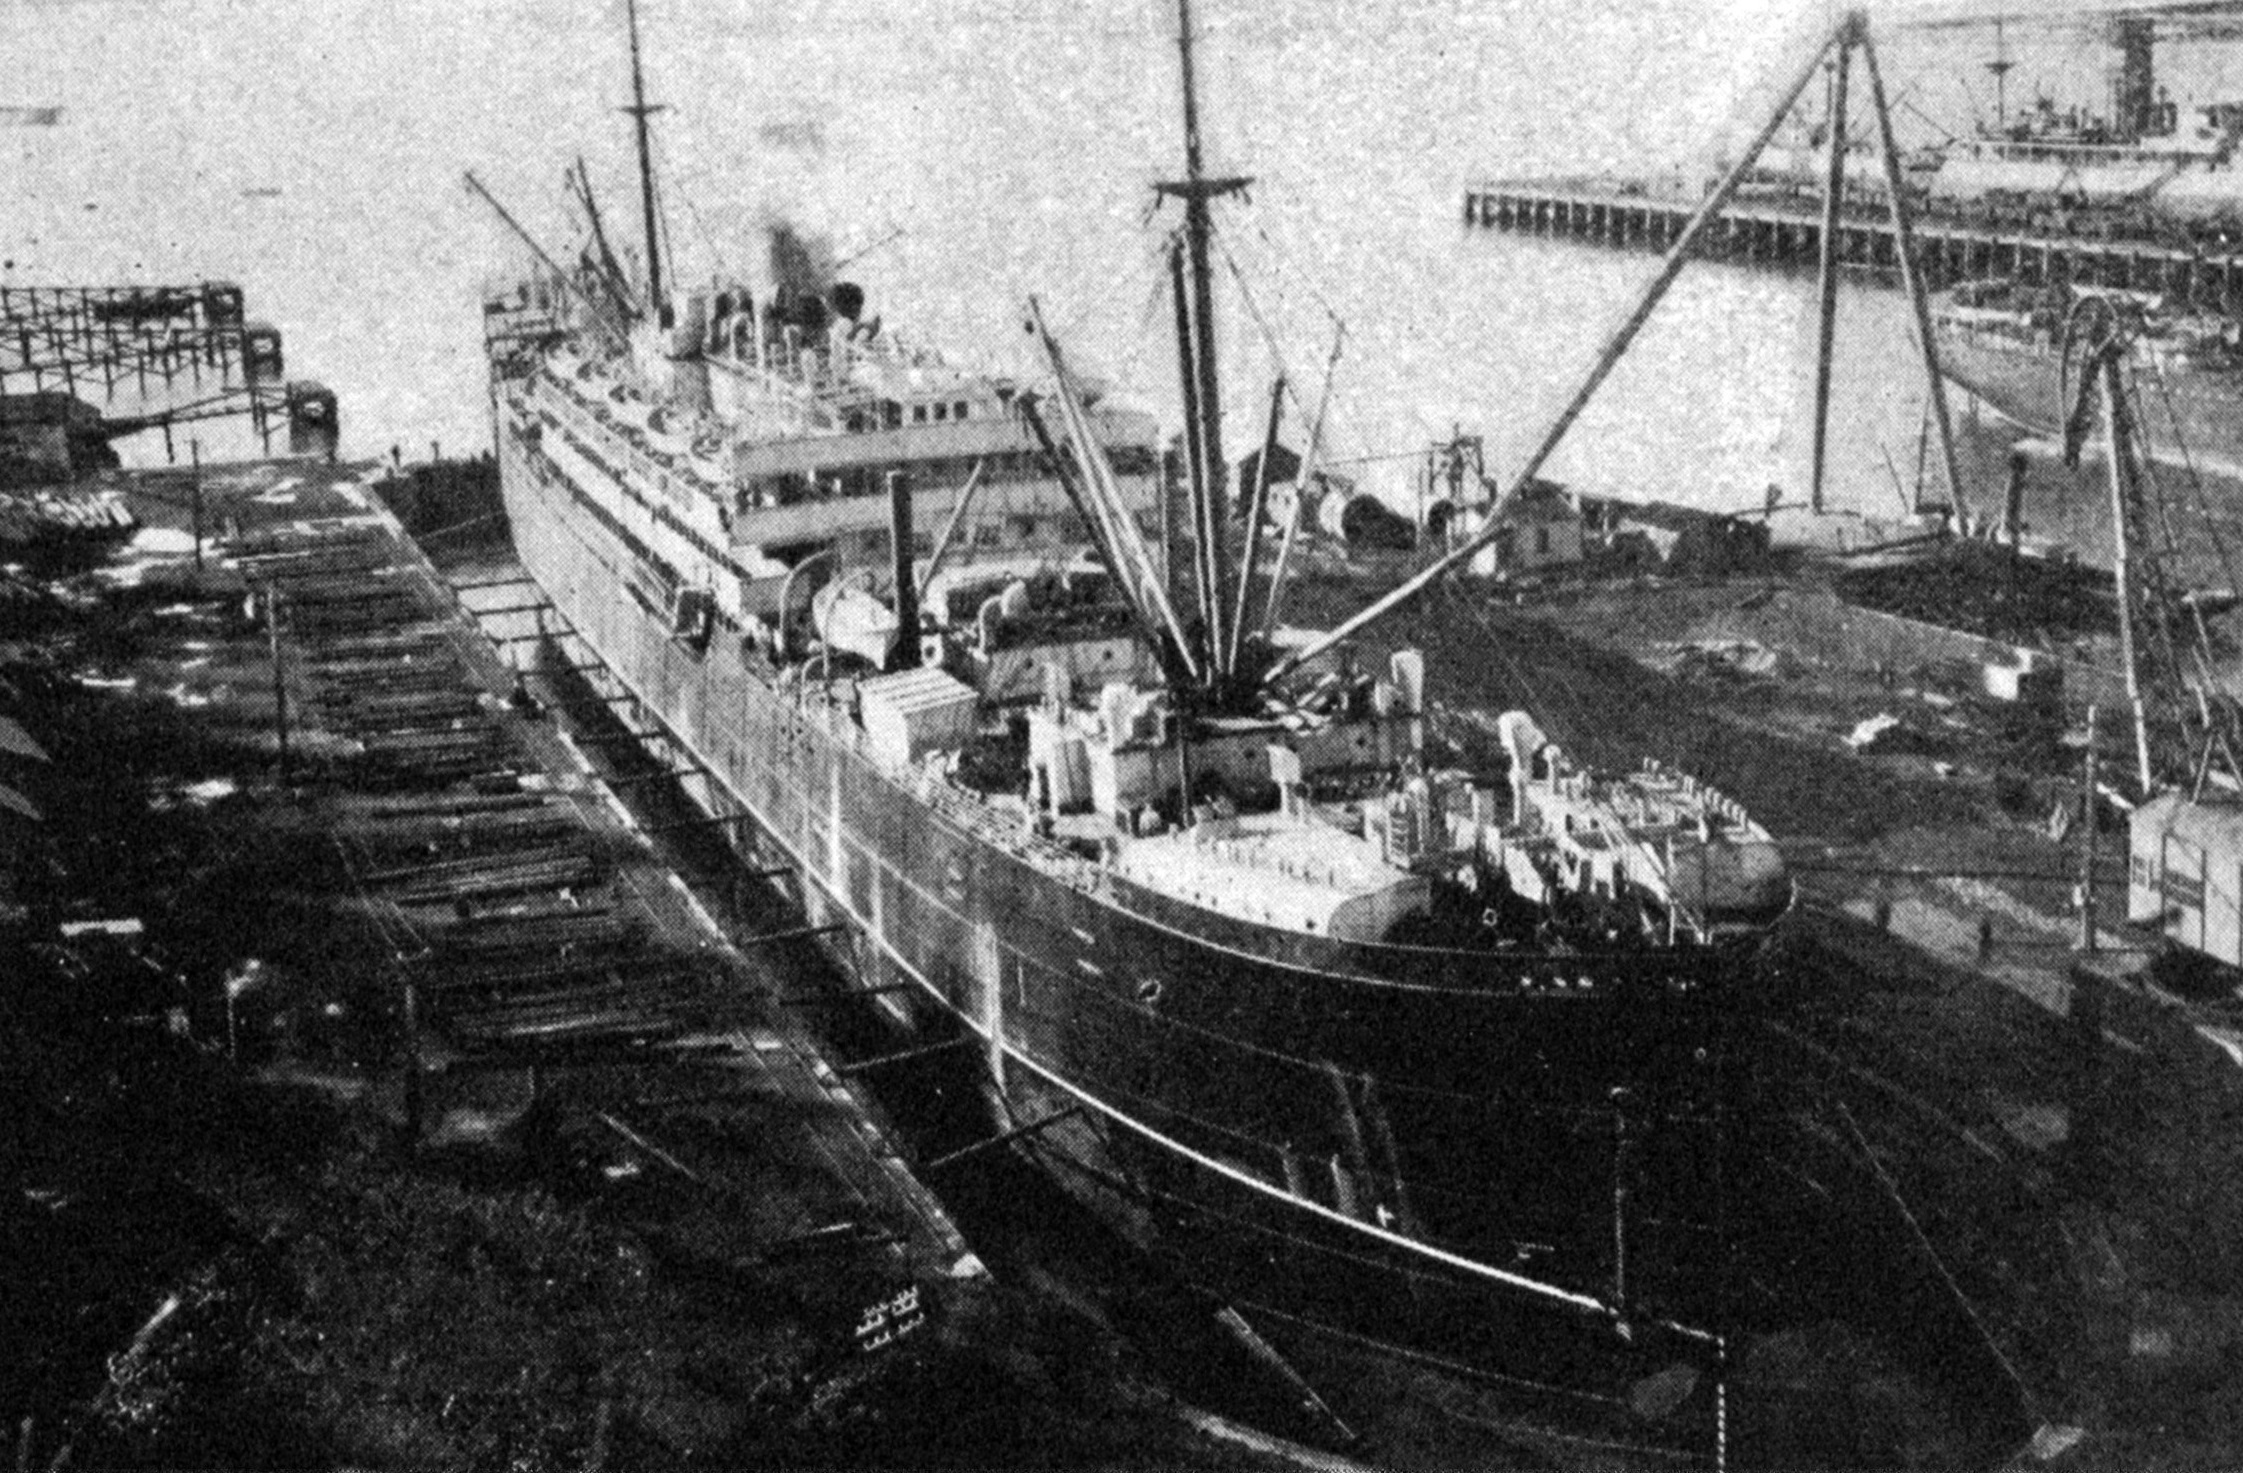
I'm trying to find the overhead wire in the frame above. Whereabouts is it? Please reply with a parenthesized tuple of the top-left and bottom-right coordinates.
(1212, 180, 1547, 731)
(650, 128, 732, 284)
(1245, 176, 1349, 335)
(1107, 230, 1188, 395)
(1223, 188, 1370, 457)
(1020, 227, 1175, 396)
(1213, 226, 1313, 428)
(1130, 246, 1170, 367)
(1208, 207, 1372, 475)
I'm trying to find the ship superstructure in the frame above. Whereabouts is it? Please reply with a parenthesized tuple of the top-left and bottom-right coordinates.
(499, 308, 1161, 638)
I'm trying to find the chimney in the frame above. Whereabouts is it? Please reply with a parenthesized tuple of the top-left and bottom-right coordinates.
(888, 471, 920, 670)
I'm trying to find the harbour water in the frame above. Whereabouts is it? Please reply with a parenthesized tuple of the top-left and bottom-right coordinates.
(5, 0, 1949, 519)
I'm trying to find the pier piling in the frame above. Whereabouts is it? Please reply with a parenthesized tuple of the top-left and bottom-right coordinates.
(1464, 178, 2243, 296)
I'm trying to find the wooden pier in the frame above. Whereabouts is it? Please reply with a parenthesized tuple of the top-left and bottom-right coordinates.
(1464, 177, 2243, 299)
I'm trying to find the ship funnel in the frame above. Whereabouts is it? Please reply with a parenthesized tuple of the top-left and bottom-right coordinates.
(1390, 648, 1427, 756)
(888, 471, 921, 671)
(1496, 709, 1549, 823)
(1388, 649, 1426, 715)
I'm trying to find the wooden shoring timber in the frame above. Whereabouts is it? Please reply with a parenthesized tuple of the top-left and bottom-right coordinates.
(432, 970, 707, 1017)
(837, 1034, 977, 1074)
(426, 906, 629, 951)
(374, 855, 603, 905)
(419, 946, 665, 995)
(447, 1010, 687, 1047)
(360, 835, 595, 886)
(922, 1107, 1085, 1173)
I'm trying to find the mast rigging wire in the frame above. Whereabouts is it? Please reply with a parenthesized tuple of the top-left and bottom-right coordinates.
(647, 129, 732, 283)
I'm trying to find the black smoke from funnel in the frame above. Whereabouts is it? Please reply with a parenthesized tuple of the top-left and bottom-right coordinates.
(765, 219, 834, 296)
(765, 219, 838, 333)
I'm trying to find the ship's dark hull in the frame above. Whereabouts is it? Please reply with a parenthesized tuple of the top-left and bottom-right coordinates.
(492, 375, 1752, 1452)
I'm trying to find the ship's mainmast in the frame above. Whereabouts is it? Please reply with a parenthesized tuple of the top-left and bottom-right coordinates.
(623, 0, 668, 325)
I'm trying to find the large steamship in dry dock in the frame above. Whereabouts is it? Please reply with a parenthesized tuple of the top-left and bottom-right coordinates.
(474, 0, 1798, 1453)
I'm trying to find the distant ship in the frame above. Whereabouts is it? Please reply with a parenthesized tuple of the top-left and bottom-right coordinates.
(1922, 96, 2243, 237)
(1730, 5, 2243, 249)
(1934, 278, 2243, 472)
(476, 0, 1800, 1455)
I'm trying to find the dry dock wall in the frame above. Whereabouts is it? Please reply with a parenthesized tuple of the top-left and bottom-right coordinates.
(1691, 584, 2135, 711)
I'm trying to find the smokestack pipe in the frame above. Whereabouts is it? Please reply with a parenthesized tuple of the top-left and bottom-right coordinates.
(2002, 449, 2028, 546)
(888, 471, 920, 671)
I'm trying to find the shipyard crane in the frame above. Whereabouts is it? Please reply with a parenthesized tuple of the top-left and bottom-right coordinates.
(1267, 10, 1968, 689)
(2052, 291, 2243, 980)
(2056, 296, 2243, 794)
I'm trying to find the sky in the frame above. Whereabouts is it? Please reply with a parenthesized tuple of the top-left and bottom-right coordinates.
(0, 0, 2234, 488)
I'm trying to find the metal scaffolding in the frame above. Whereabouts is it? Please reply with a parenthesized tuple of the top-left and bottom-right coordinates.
(0, 280, 290, 455)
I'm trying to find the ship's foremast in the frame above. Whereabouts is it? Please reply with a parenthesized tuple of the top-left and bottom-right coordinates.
(1157, 0, 1251, 701)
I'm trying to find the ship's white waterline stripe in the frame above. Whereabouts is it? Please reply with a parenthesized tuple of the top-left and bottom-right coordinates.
(507, 446, 1663, 1329)
(1176, 1407, 1384, 1473)
(967, 990, 1619, 1316)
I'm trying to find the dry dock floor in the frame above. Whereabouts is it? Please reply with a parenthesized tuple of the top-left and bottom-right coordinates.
(0, 458, 1287, 1472)
(1294, 559, 2243, 1470)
